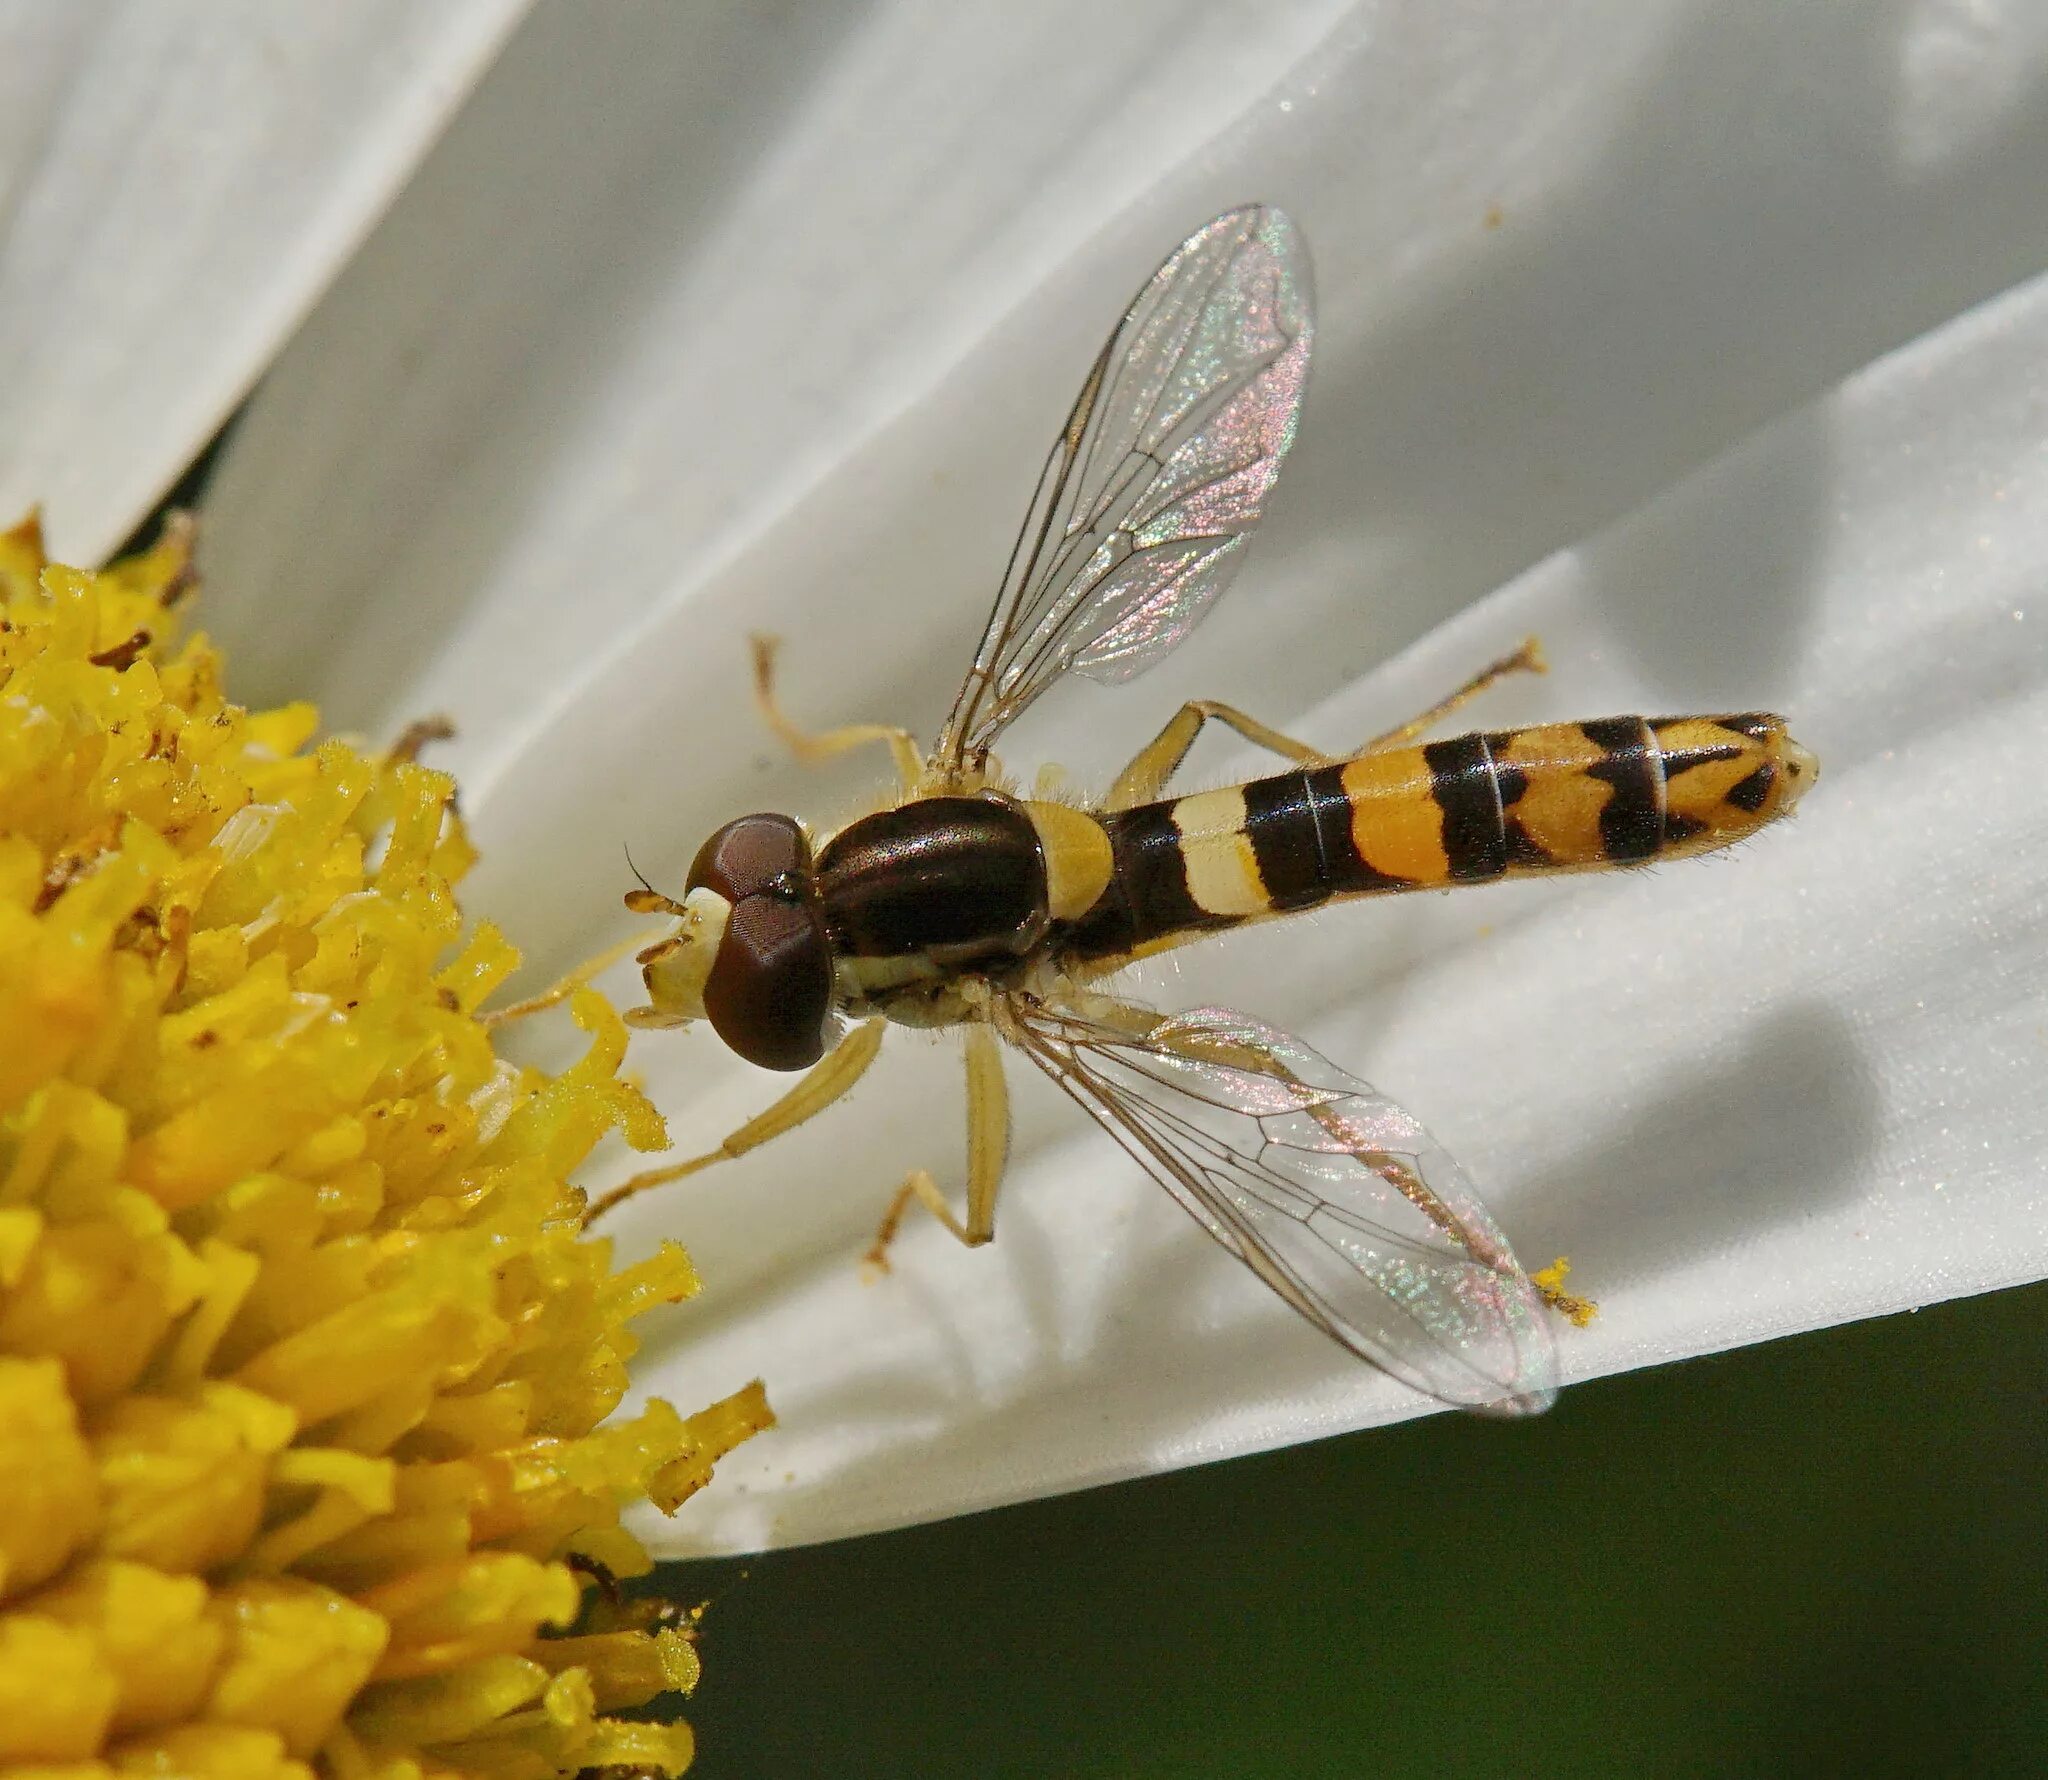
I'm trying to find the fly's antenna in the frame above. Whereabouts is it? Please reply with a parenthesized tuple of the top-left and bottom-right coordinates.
(621, 845, 689, 918)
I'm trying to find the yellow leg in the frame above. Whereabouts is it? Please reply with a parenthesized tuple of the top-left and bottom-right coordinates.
(581, 1019, 888, 1226)
(481, 932, 647, 1028)
(1100, 639, 1548, 809)
(864, 1021, 1010, 1270)
(1361, 636, 1546, 752)
(1105, 700, 1329, 811)
(752, 634, 924, 792)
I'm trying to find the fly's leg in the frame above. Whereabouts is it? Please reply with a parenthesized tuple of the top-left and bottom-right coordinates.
(1105, 701, 1329, 811)
(752, 634, 924, 793)
(864, 1021, 1010, 1271)
(582, 1020, 888, 1226)
(1360, 636, 1545, 752)
(482, 879, 707, 1030)
(1105, 639, 1549, 807)
(479, 932, 648, 1028)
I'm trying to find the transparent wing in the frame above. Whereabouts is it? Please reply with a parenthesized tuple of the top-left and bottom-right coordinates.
(1003, 998, 1558, 1415)
(934, 206, 1313, 769)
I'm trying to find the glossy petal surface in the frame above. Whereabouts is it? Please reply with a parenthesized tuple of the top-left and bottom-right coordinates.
(180, 1, 2048, 1550)
(0, 0, 531, 559)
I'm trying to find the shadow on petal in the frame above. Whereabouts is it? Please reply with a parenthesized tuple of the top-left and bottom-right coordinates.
(1579, 407, 1835, 707)
(1281, 0, 2048, 700)
(1523, 997, 1881, 1285)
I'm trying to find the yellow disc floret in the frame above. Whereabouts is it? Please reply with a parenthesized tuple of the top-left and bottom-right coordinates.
(0, 514, 766, 1779)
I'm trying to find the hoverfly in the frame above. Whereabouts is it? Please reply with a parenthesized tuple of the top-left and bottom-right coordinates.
(589, 207, 1815, 1417)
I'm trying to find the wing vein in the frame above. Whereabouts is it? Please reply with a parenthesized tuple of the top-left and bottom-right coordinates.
(1001, 996, 1558, 1415)
(932, 206, 1314, 770)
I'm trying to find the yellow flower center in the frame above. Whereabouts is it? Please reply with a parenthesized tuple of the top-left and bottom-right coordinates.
(0, 513, 764, 1778)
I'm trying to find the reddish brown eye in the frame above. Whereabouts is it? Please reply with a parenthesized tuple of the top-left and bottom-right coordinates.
(703, 893, 833, 1070)
(688, 813, 830, 1068)
(688, 813, 811, 903)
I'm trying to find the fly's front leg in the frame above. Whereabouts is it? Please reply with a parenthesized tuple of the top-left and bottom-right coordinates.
(752, 634, 923, 794)
(864, 1021, 1010, 1272)
(1360, 636, 1545, 753)
(1105, 700, 1329, 811)
(479, 931, 648, 1028)
(582, 1020, 888, 1226)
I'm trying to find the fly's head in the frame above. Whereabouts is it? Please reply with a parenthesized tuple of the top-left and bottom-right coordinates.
(625, 812, 835, 1072)
(625, 885, 730, 1027)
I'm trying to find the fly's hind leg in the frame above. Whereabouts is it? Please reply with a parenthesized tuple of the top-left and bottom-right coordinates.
(582, 1020, 888, 1225)
(1108, 638, 1550, 806)
(1360, 636, 1546, 752)
(752, 634, 923, 793)
(1105, 701, 1331, 811)
(864, 1021, 1010, 1272)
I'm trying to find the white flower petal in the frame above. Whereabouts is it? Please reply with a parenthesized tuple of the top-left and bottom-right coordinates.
(200, 0, 1350, 735)
(0, 0, 532, 561)
(626, 264, 2048, 1553)
(204, 0, 2048, 845)
(192, 1, 2048, 1550)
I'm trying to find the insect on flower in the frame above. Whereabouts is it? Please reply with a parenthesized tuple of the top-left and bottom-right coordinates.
(588, 206, 1816, 1417)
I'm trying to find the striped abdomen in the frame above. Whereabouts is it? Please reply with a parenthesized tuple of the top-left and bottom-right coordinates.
(1059, 714, 1816, 963)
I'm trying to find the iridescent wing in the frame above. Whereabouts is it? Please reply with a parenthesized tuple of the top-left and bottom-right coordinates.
(933, 206, 1313, 770)
(1002, 998, 1558, 1415)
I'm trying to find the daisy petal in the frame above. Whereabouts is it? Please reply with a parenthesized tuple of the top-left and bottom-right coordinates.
(199, 0, 1352, 735)
(203, 2, 2048, 905)
(0, 0, 533, 562)
(624, 261, 2048, 1553)
(192, 3, 2048, 1550)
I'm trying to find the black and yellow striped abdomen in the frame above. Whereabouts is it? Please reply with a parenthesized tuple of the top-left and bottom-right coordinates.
(1059, 714, 1815, 963)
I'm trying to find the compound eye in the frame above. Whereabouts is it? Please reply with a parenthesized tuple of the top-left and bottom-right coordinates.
(703, 893, 833, 1071)
(688, 813, 811, 904)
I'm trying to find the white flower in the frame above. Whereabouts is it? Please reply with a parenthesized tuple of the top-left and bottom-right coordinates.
(8, 1, 2044, 1559)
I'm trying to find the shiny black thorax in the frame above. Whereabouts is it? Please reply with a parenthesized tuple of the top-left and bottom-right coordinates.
(814, 795, 1049, 965)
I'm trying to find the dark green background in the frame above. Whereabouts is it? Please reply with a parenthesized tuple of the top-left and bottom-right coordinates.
(666, 1284, 2044, 1778)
